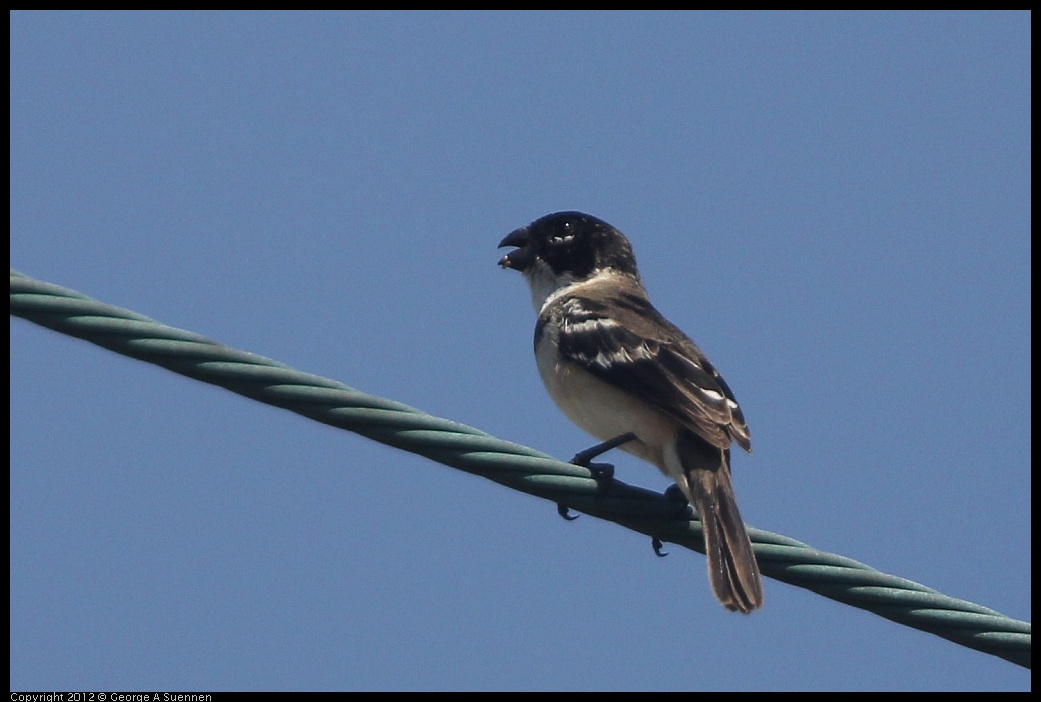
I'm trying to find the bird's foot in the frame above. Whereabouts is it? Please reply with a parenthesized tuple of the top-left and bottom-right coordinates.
(569, 432, 637, 481)
(663, 484, 692, 518)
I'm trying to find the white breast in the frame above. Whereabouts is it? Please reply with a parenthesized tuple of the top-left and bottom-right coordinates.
(534, 325, 676, 472)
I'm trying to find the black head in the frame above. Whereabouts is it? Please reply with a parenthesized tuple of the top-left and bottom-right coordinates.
(498, 211, 641, 281)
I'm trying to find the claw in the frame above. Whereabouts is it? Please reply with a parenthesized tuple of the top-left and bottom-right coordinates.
(652, 537, 669, 557)
(557, 503, 579, 521)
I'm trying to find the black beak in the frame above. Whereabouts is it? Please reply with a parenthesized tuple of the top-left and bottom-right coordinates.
(497, 226, 534, 270)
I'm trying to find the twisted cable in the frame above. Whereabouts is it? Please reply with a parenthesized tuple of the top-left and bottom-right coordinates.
(10, 268, 1030, 669)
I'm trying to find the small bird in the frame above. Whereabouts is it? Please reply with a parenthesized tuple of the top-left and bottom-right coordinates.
(498, 211, 763, 613)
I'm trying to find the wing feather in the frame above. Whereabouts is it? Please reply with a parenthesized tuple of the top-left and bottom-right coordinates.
(549, 289, 750, 452)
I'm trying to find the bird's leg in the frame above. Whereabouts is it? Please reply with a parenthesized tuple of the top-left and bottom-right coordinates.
(569, 432, 637, 480)
(556, 432, 637, 521)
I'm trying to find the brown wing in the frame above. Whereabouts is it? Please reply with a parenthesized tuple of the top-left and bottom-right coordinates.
(549, 287, 751, 452)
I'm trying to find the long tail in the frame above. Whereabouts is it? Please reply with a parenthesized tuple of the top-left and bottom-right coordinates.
(677, 436, 763, 613)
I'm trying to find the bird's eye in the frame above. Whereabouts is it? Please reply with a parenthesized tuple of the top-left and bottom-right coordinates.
(552, 220, 574, 243)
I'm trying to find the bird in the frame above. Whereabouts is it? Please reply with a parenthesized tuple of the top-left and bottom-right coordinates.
(498, 211, 763, 613)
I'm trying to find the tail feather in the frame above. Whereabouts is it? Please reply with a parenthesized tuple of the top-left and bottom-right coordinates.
(678, 436, 763, 613)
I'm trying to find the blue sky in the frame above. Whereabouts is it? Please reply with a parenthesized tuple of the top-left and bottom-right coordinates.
(10, 11, 1030, 691)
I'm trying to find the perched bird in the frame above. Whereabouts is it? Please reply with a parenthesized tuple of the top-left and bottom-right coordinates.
(498, 211, 763, 613)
